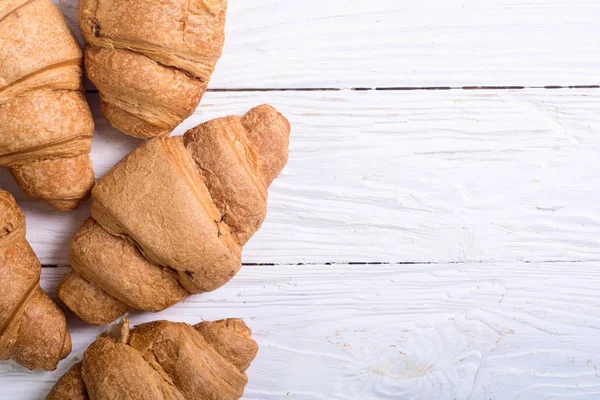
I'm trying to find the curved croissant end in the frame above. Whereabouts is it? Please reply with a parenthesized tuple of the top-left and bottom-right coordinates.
(57, 105, 290, 325)
(0, 0, 95, 211)
(0, 191, 71, 370)
(79, 0, 227, 139)
(46, 318, 258, 400)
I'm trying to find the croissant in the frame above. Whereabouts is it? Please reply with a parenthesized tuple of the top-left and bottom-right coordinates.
(56, 105, 289, 324)
(0, 190, 71, 370)
(46, 318, 258, 400)
(78, 0, 227, 139)
(0, 0, 95, 211)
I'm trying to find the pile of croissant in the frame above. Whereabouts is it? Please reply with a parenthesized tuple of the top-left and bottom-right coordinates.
(0, 0, 290, 398)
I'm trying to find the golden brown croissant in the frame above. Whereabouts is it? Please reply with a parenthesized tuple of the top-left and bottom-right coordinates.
(0, 190, 71, 370)
(78, 0, 227, 139)
(46, 318, 258, 400)
(0, 0, 95, 211)
(56, 105, 289, 324)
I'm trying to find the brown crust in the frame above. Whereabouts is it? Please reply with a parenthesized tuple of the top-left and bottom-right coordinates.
(69, 218, 190, 313)
(0, 190, 71, 370)
(46, 362, 88, 400)
(0, 0, 95, 211)
(56, 270, 131, 326)
(47, 318, 258, 400)
(78, 0, 226, 138)
(195, 319, 259, 373)
(57, 106, 290, 324)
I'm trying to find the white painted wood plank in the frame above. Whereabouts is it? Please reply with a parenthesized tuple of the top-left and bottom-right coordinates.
(51, 0, 600, 88)
(2, 89, 599, 265)
(2, 262, 600, 399)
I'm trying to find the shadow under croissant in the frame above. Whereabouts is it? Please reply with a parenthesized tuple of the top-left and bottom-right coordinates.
(46, 318, 259, 400)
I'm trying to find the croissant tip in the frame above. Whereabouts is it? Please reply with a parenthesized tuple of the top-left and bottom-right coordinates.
(47, 199, 82, 212)
(227, 318, 252, 334)
(102, 317, 131, 343)
(195, 318, 253, 339)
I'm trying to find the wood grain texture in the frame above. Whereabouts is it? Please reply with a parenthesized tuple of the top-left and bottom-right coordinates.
(2, 89, 598, 265)
(50, 0, 600, 88)
(1, 262, 599, 399)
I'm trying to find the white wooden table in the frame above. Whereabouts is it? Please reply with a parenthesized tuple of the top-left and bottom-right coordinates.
(1, 1, 600, 399)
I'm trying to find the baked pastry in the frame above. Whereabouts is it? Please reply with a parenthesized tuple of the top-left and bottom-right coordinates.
(46, 318, 258, 400)
(0, 0, 95, 211)
(57, 105, 290, 324)
(0, 190, 71, 370)
(79, 0, 227, 139)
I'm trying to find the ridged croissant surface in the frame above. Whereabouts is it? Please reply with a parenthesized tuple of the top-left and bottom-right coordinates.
(47, 318, 258, 400)
(0, 190, 71, 370)
(57, 105, 289, 324)
(0, 0, 95, 211)
(79, 0, 227, 139)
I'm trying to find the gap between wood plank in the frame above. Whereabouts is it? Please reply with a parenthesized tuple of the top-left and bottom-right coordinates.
(84, 85, 600, 94)
(40, 259, 600, 268)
